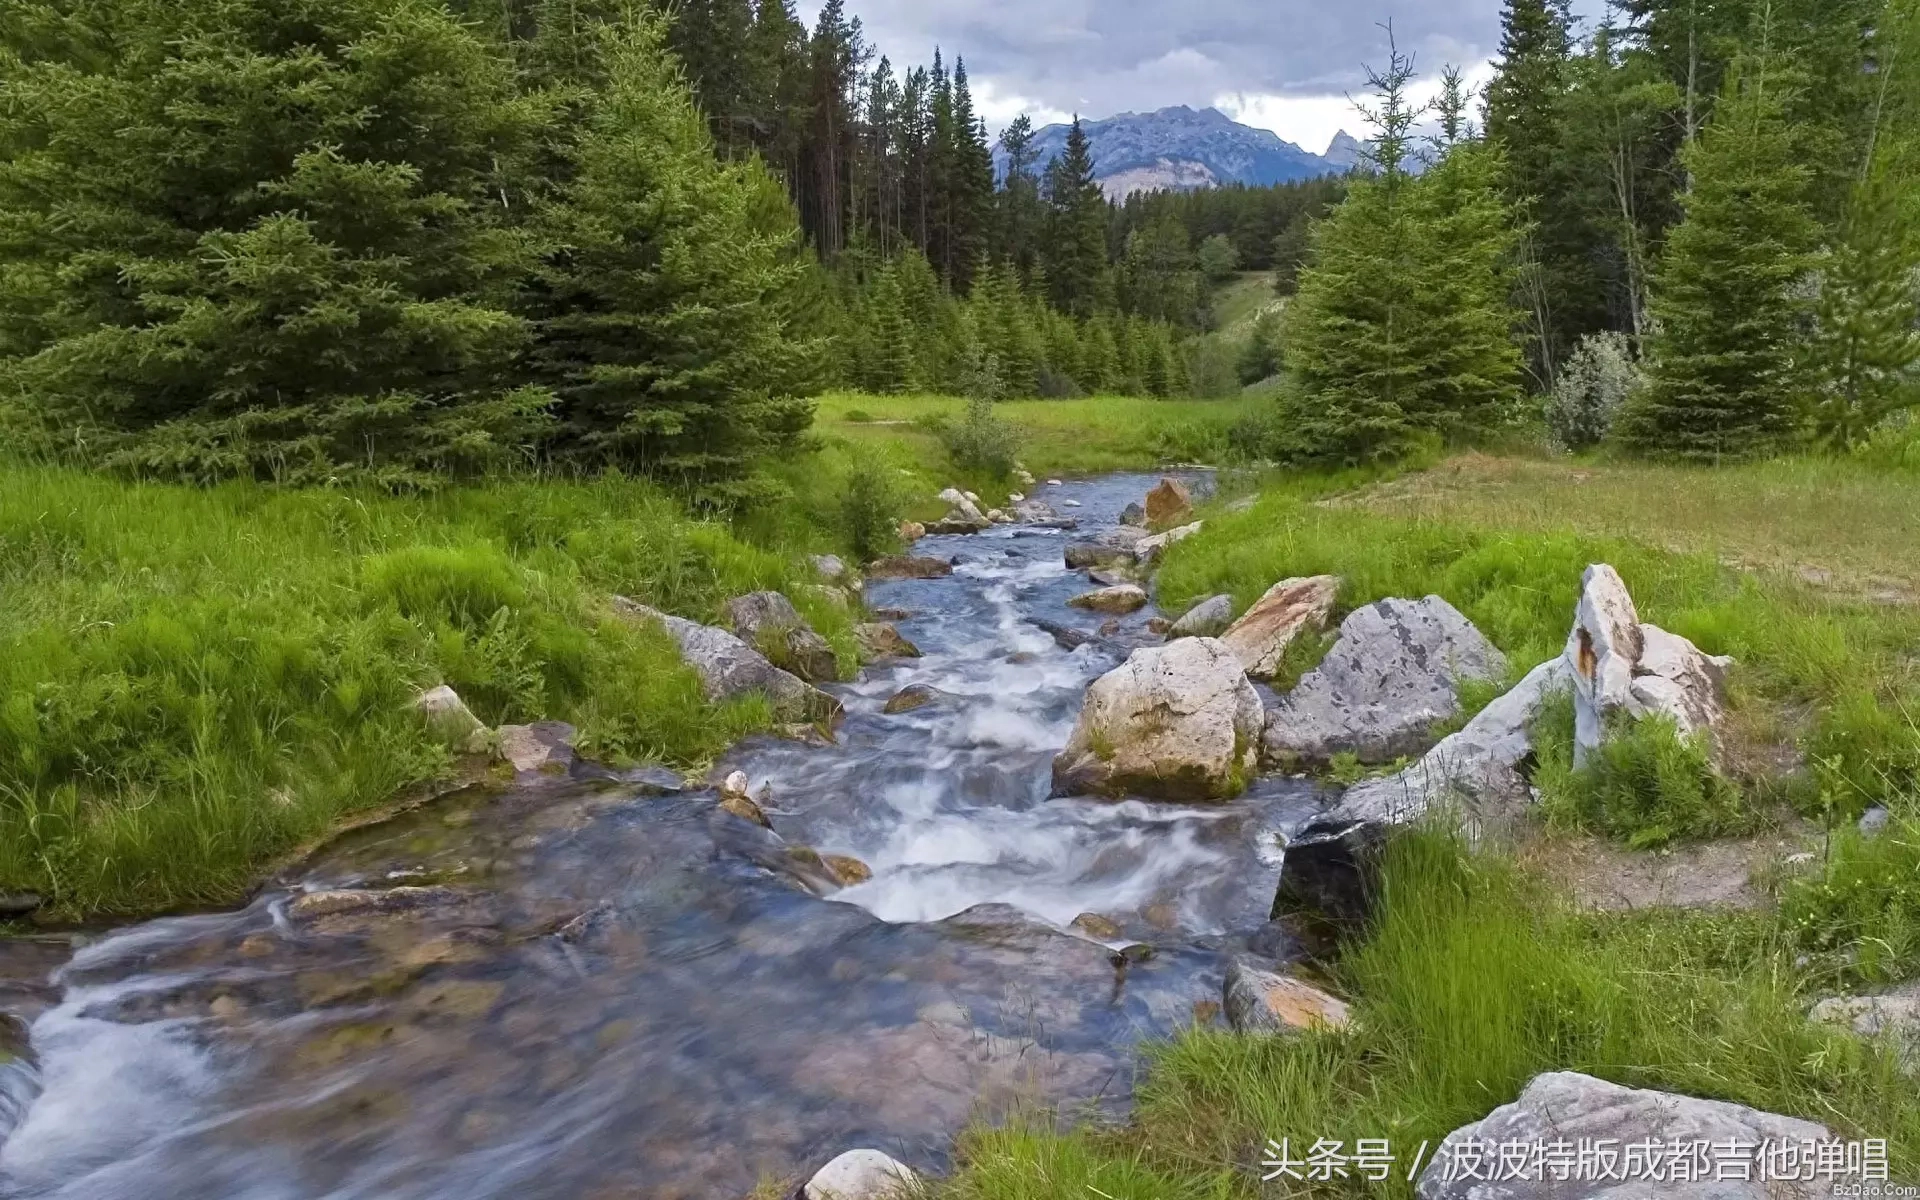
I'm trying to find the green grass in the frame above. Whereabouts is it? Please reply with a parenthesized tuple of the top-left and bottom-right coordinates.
(811, 391, 1269, 480)
(1209, 270, 1284, 334)
(1158, 459, 1920, 816)
(938, 828, 1920, 1197)
(0, 463, 856, 918)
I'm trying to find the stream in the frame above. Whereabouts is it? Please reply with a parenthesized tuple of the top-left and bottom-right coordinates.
(0, 472, 1325, 1200)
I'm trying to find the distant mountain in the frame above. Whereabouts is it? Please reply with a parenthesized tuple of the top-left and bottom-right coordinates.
(995, 105, 1358, 199)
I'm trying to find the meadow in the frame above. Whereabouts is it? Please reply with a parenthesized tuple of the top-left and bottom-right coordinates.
(0, 465, 858, 917)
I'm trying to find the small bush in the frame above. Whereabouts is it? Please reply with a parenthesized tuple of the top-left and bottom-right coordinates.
(1546, 331, 1640, 450)
(843, 408, 876, 423)
(1534, 695, 1751, 848)
(1185, 334, 1240, 398)
(956, 344, 1006, 403)
(837, 456, 902, 563)
(939, 395, 1020, 478)
(1034, 365, 1084, 399)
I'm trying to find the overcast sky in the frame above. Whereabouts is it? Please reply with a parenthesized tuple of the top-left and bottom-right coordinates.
(800, 1, 1604, 155)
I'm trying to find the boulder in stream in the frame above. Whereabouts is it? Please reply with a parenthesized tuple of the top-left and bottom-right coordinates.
(497, 721, 576, 775)
(1063, 525, 1148, 570)
(615, 597, 841, 726)
(1067, 584, 1148, 614)
(1416, 1071, 1835, 1199)
(1144, 477, 1194, 529)
(1051, 637, 1262, 803)
(803, 1148, 920, 1200)
(866, 555, 951, 580)
(1222, 959, 1351, 1034)
(1119, 501, 1147, 527)
(1262, 596, 1508, 767)
(896, 520, 925, 542)
(1219, 575, 1339, 679)
(718, 770, 772, 829)
(725, 591, 839, 684)
(881, 683, 947, 714)
(927, 488, 991, 534)
(854, 622, 920, 661)
(1169, 594, 1233, 639)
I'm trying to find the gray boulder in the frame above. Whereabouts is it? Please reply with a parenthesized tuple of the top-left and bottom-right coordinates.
(1811, 980, 1920, 1075)
(1134, 520, 1203, 566)
(1567, 564, 1732, 766)
(497, 721, 576, 774)
(1417, 1071, 1834, 1198)
(613, 597, 840, 725)
(1263, 596, 1508, 767)
(1169, 594, 1233, 639)
(854, 622, 921, 660)
(1331, 655, 1572, 828)
(1051, 637, 1262, 802)
(1064, 525, 1148, 570)
(414, 685, 490, 754)
(724, 591, 839, 683)
(1119, 501, 1147, 527)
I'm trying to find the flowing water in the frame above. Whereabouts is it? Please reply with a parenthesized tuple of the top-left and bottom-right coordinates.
(0, 472, 1325, 1199)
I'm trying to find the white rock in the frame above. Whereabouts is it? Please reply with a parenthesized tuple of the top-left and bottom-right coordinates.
(497, 722, 576, 774)
(1046, 478, 1063, 487)
(1566, 564, 1731, 765)
(804, 1149, 920, 1200)
(414, 685, 489, 753)
(1263, 596, 1508, 766)
(811, 554, 849, 583)
(1219, 575, 1340, 679)
(721, 770, 750, 799)
(1168, 594, 1233, 639)
(1051, 638, 1262, 802)
(1417, 1071, 1834, 1199)
(1008, 492, 1025, 503)
(1134, 520, 1203, 566)
(1062, 498, 1082, 507)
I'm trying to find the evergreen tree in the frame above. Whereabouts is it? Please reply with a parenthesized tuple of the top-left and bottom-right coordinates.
(1042, 118, 1110, 317)
(864, 264, 916, 393)
(1624, 34, 1821, 459)
(996, 115, 1046, 279)
(1809, 0, 1920, 447)
(0, 0, 551, 486)
(524, 14, 819, 498)
(1279, 41, 1431, 462)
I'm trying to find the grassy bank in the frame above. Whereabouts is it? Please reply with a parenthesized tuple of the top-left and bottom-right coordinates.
(1158, 454, 1920, 818)
(931, 448, 1920, 1196)
(0, 464, 856, 919)
(939, 826, 1920, 1198)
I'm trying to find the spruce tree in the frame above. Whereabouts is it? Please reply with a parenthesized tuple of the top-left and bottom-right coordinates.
(1810, 0, 1920, 448)
(1624, 35, 1820, 460)
(524, 14, 819, 498)
(0, 0, 552, 486)
(1043, 118, 1111, 318)
(1279, 41, 1429, 461)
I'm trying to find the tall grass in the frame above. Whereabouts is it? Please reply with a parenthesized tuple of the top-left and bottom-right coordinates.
(940, 829, 1920, 1197)
(0, 464, 853, 917)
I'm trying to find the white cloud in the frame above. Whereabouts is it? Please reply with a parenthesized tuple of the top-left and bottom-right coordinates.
(1217, 58, 1501, 154)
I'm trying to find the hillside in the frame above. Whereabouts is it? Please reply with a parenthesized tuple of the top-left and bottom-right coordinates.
(997, 105, 1356, 198)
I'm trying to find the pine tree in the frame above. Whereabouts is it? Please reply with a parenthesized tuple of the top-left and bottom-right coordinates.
(1809, 0, 1920, 448)
(0, 0, 552, 486)
(1403, 138, 1527, 438)
(1042, 118, 1110, 318)
(1279, 40, 1430, 462)
(1624, 32, 1821, 460)
(996, 115, 1046, 279)
(524, 14, 819, 498)
(865, 264, 916, 393)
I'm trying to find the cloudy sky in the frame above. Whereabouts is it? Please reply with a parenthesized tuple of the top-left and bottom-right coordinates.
(800, 1, 1599, 155)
